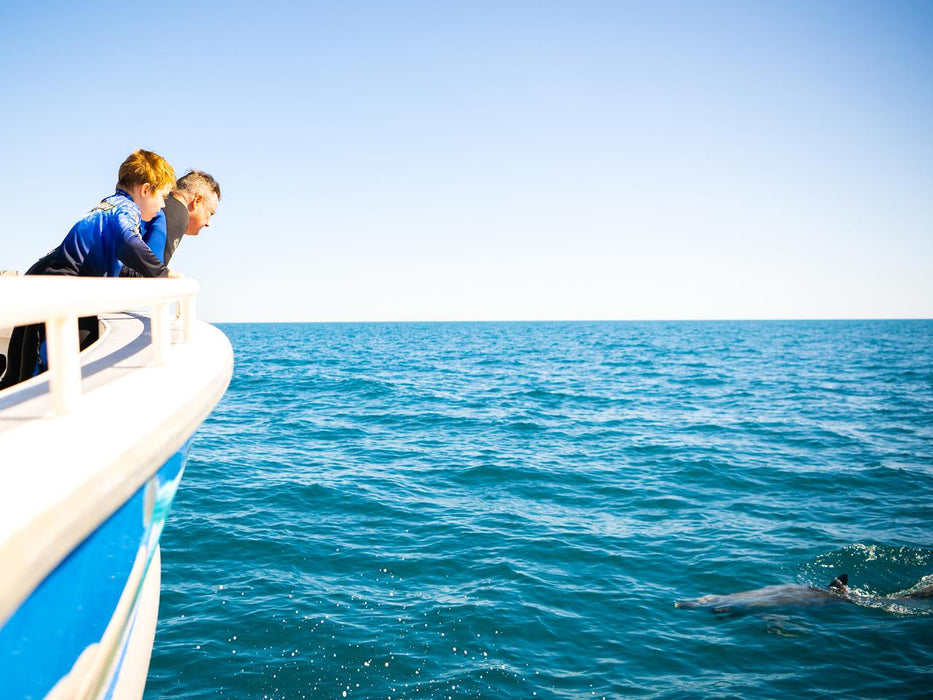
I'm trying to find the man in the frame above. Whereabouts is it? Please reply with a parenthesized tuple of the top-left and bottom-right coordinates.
(124, 169, 221, 273)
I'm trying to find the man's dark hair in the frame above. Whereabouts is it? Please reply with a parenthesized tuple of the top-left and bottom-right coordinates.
(175, 170, 221, 200)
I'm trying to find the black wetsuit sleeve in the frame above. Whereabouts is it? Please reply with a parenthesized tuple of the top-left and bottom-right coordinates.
(162, 196, 190, 265)
(119, 237, 169, 277)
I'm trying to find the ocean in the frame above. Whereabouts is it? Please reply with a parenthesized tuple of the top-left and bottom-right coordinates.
(144, 321, 933, 699)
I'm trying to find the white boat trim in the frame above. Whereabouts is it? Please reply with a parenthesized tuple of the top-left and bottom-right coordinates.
(0, 276, 199, 415)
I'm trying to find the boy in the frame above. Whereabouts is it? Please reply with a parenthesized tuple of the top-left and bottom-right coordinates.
(0, 149, 179, 389)
(30, 149, 178, 278)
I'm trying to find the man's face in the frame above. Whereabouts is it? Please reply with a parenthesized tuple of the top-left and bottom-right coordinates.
(186, 190, 219, 235)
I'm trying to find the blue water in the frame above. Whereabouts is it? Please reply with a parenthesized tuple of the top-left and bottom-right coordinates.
(145, 321, 933, 699)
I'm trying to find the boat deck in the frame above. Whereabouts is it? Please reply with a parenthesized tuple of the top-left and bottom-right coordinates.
(1, 312, 160, 428)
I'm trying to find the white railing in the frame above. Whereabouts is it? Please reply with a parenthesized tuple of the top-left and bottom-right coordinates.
(0, 277, 199, 415)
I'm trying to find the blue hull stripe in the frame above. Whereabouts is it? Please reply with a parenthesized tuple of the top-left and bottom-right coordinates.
(0, 440, 192, 698)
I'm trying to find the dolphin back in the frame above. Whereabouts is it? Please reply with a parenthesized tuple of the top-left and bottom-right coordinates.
(675, 575, 851, 615)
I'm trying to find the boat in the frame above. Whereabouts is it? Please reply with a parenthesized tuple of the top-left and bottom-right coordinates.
(0, 276, 233, 699)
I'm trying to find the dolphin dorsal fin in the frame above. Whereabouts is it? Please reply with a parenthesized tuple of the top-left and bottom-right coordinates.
(829, 573, 849, 593)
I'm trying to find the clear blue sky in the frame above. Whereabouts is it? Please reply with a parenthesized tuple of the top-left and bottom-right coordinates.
(1, 1, 930, 321)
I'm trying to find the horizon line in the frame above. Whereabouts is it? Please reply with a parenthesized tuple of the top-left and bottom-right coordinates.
(205, 316, 933, 324)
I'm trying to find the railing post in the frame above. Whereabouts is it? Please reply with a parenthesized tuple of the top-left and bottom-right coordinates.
(182, 296, 197, 343)
(45, 314, 82, 415)
(151, 302, 171, 365)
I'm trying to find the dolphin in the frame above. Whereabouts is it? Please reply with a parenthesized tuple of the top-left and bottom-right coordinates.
(675, 574, 851, 615)
(675, 574, 933, 615)
(893, 583, 933, 599)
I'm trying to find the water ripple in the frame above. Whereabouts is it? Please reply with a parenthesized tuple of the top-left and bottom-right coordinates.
(147, 321, 933, 699)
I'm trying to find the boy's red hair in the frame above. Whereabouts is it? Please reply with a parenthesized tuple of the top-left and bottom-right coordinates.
(117, 149, 176, 192)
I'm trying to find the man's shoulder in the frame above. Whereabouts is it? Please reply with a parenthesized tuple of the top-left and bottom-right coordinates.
(164, 195, 189, 236)
(164, 195, 188, 218)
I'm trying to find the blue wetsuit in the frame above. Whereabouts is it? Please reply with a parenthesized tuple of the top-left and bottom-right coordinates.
(33, 189, 168, 278)
(142, 211, 168, 265)
(0, 190, 168, 388)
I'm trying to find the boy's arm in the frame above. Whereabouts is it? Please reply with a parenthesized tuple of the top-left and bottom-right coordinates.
(115, 207, 169, 278)
(120, 210, 167, 277)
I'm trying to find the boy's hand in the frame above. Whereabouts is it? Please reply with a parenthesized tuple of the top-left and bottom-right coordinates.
(167, 269, 185, 279)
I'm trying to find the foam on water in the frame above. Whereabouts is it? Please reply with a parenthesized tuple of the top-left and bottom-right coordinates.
(146, 321, 933, 698)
